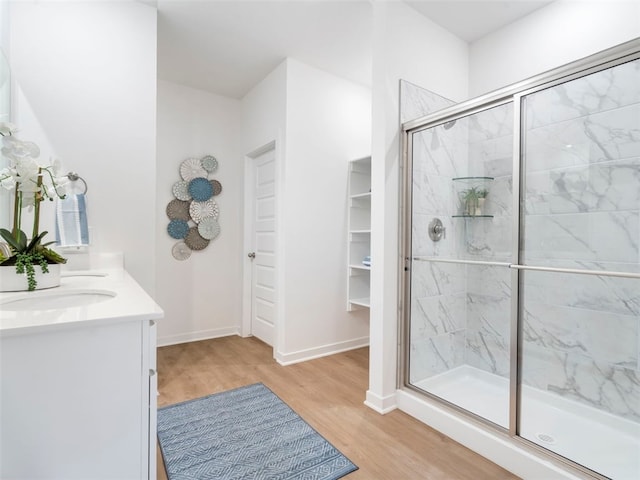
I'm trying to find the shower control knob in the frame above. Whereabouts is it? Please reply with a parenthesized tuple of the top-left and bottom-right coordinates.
(428, 218, 446, 242)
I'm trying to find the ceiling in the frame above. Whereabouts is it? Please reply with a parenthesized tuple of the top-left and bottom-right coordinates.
(406, 1, 553, 43)
(157, 0, 554, 99)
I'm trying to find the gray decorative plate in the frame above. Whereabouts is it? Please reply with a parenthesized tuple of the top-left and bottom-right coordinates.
(198, 217, 221, 240)
(180, 157, 207, 181)
(201, 155, 218, 173)
(184, 227, 210, 251)
(172, 241, 192, 261)
(172, 180, 191, 201)
(166, 199, 191, 221)
(189, 199, 219, 223)
(209, 179, 223, 196)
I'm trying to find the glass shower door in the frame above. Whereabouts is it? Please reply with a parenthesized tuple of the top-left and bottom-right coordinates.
(518, 58, 640, 479)
(408, 102, 514, 428)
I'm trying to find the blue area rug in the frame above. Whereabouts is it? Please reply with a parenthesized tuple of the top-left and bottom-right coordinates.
(157, 383, 358, 480)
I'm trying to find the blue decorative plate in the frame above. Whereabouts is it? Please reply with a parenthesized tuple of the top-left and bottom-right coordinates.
(188, 177, 214, 202)
(167, 219, 189, 239)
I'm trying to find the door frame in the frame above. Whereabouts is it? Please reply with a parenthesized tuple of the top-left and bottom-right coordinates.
(242, 140, 283, 356)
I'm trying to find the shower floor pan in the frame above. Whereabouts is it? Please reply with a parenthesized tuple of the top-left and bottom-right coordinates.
(414, 365, 639, 480)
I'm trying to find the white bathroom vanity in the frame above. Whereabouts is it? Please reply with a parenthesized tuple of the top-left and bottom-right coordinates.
(0, 267, 163, 479)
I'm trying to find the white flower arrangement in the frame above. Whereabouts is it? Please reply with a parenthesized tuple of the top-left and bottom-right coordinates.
(0, 122, 68, 290)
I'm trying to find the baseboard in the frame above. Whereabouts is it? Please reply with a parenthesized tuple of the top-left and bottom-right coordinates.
(364, 390, 398, 414)
(274, 336, 369, 366)
(395, 389, 585, 480)
(157, 327, 240, 347)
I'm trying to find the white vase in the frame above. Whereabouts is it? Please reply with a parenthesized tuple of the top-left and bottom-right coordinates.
(0, 263, 61, 292)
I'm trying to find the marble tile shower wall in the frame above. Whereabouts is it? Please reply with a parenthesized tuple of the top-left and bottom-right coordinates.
(407, 60, 639, 423)
(409, 92, 515, 381)
(401, 80, 465, 383)
(521, 59, 640, 421)
(461, 104, 513, 378)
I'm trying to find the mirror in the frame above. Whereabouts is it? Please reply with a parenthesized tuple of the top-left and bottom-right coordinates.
(0, 47, 8, 123)
(0, 46, 10, 229)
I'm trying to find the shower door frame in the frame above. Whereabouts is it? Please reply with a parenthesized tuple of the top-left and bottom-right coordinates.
(399, 37, 640, 479)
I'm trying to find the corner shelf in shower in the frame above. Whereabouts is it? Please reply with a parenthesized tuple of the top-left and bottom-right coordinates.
(347, 156, 371, 312)
(453, 176, 494, 218)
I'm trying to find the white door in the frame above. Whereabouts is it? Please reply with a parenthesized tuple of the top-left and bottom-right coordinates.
(249, 148, 276, 345)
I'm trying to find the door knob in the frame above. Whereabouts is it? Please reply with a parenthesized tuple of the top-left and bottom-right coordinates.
(248, 252, 256, 259)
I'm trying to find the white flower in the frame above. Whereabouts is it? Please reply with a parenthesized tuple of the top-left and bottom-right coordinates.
(0, 167, 16, 190)
(14, 156, 40, 183)
(0, 122, 17, 136)
(2, 137, 40, 161)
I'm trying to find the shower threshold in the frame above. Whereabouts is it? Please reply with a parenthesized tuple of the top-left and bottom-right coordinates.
(414, 365, 639, 480)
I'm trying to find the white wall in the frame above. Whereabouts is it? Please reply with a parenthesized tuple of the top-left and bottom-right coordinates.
(240, 60, 287, 352)
(368, 0, 469, 412)
(156, 80, 243, 345)
(9, 1, 157, 293)
(241, 58, 371, 364)
(470, 0, 640, 96)
(241, 61, 288, 156)
(279, 58, 371, 363)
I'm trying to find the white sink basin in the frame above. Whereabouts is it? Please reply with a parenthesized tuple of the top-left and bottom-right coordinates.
(1, 289, 117, 311)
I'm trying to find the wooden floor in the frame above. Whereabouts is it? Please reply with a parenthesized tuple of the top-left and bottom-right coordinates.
(156, 336, 519, 479)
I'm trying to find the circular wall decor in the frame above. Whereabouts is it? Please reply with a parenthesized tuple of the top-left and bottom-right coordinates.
(210, 179, 223, 196)
(172, 180, 191, 201)
(189, 199, 219, 223)
(201, 155, 218, 173)
(188, 177, 214, 201)
(165, 153, 223, 260)
(172, 241, 192, 261)
(167, 219, 189, 239)
(180, 157, 207, 181)
(166, 199, 191, 221)
(184, 227, 210, 250)
(198, 217, 221, 240)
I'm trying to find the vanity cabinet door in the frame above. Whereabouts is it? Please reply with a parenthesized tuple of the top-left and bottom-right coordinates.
(0, 320, 152, 479)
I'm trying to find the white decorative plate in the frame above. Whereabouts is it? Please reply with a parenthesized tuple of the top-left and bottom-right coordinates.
(172, 181, 191, 201)
(171, 241, 192, 261)
(201, 155, 218, 173)
(198, 217, 221, 240)
(180, 157, 207, 181)
(189, 199, 219, 223)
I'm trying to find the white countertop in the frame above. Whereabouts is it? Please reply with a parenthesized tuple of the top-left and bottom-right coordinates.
(0, 268, 163, 337)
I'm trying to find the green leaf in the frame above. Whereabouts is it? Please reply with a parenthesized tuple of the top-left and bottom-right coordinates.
(26, 231, 49, 252)
(0, 228, 21, 251)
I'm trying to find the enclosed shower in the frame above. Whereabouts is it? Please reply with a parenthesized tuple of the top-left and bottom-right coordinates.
(401, 42, 639, 480)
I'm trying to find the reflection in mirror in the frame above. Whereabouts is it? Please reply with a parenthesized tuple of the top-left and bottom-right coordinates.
(0, 47, 8, 123)
(0, 46, 10, 229)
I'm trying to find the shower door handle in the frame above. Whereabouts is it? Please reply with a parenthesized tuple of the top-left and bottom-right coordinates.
(428, 218, 446, 242)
